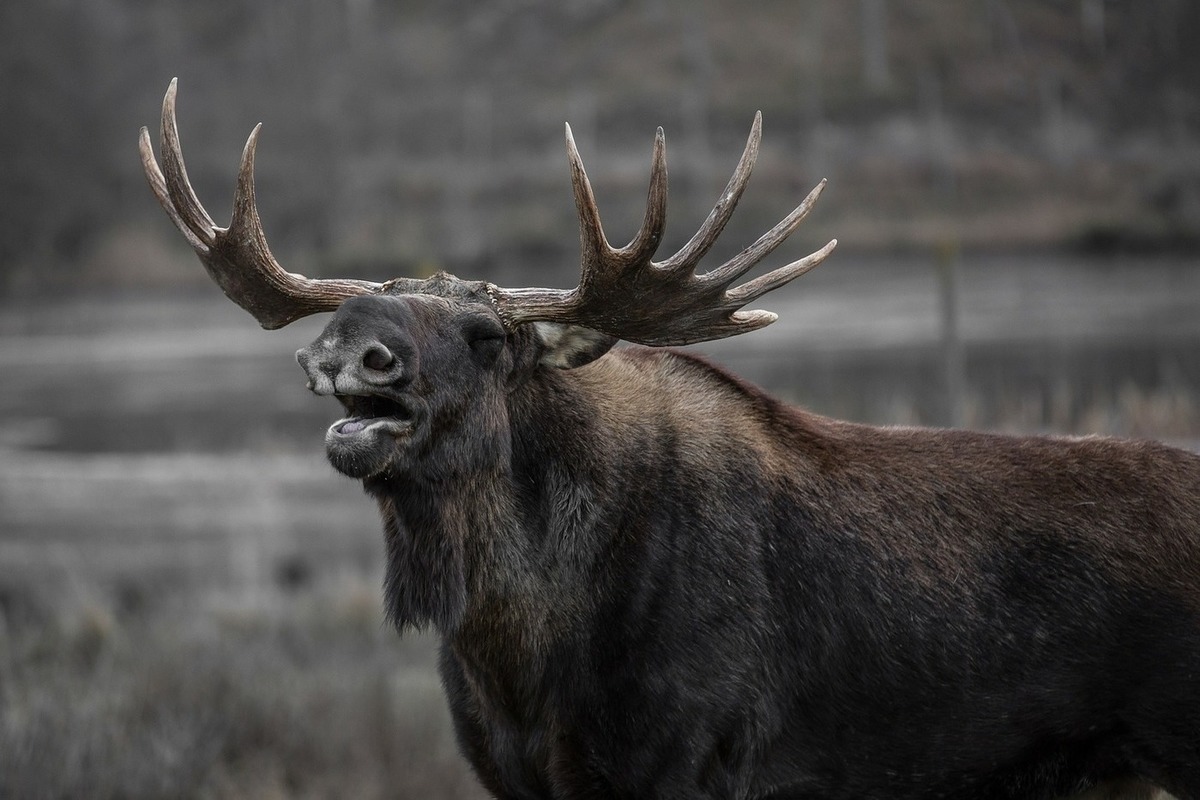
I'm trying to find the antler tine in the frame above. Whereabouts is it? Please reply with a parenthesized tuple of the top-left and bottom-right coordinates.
(565, 123, 610, 270)
(616, 127, 668, 267)
(567, 123, 667, 276)
(140, 80, 383, 329)
(488, 113, 836, 347)
(659, 111, 761, 275)
(229, 123, 266, 243)
(139, 126, 207, 252)
(726, 237, 839, 305)
(702, 178, 828, 289)
(159, 78, 217, 245)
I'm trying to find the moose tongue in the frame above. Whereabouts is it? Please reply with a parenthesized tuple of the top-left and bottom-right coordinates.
(339, 419, 366, 435)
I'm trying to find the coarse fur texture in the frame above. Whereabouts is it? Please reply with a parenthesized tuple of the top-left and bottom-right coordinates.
(143, 83, 1193, 798)
(293, 282, 1200, 800)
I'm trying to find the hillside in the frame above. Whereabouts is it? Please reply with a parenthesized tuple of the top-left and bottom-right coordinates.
(3, 0, 1199, 292)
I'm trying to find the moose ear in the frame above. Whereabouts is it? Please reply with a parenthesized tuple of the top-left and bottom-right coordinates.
(533, 322, 617, 369)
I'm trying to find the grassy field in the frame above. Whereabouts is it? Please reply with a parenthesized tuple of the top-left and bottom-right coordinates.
(0, 295, 494, 798)
(0, 583, 485, 799)
(1, 253, 1199, 797)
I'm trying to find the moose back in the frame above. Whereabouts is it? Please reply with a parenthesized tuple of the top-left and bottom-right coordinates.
(141, 81, 1200, 799)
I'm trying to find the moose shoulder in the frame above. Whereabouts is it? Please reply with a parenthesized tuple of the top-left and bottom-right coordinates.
(141, 81, 1200, 800)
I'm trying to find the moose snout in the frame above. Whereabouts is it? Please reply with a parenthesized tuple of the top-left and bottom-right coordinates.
(296, 338, 407, 396)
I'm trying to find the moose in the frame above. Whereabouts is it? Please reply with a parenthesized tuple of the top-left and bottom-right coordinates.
(140, 81, 1198, 799)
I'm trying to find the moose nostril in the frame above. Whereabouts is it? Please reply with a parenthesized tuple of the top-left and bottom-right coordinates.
(362, 345, 394, 371)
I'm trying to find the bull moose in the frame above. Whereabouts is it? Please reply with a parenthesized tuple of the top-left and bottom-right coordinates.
(140, 80, 1199, 799)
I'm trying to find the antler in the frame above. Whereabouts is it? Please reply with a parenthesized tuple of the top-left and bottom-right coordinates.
(139, 79, 383, 329)
(487, 112, 837, 346)
(141, 81, 833, 343)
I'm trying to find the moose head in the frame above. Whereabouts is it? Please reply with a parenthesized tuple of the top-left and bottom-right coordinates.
(139, 79, 835, 486)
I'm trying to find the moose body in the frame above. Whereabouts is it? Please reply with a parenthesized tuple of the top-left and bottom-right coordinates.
(141, 81, 1200, 798)
(341, 312, 1200, 799)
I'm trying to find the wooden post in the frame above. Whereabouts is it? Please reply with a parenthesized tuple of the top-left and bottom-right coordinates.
(860, 0, 890, 91)
(937, 242, 965, 428)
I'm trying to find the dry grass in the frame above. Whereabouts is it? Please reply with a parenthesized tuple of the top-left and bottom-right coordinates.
(0, 578, 486, 800)
(1, 281, 1197, 798)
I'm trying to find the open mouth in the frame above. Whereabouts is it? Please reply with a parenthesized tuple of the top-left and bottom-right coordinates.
(331, 394, 416, 437)
(323, 393, 420, 479)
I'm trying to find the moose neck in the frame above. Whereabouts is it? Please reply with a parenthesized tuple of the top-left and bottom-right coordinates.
(365, 357, 625, 641)
(368, 465, 522, 633)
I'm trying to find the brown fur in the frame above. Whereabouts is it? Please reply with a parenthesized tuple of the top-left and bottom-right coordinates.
(291, 293, 1200, 799)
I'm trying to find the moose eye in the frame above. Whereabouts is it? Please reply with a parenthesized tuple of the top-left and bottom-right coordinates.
(463, 317, 505, 344)
(463, 316, 506, 359)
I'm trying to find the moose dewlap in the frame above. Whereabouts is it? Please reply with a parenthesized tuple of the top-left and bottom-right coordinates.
(142, 80, 1199, 799)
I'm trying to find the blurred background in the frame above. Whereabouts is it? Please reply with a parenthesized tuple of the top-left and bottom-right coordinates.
(2, 1, 1199, 797)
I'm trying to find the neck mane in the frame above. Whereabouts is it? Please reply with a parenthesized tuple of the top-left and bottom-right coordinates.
(363, 347, 806, 636)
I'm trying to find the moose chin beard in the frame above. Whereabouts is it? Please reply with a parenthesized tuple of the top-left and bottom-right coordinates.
(324, 417, 413, 479)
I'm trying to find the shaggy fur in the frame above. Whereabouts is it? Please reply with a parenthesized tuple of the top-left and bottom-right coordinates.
(296, 286, 1200, 800)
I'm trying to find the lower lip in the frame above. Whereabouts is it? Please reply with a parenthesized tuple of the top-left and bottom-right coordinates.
(330, 417, 413, 437)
